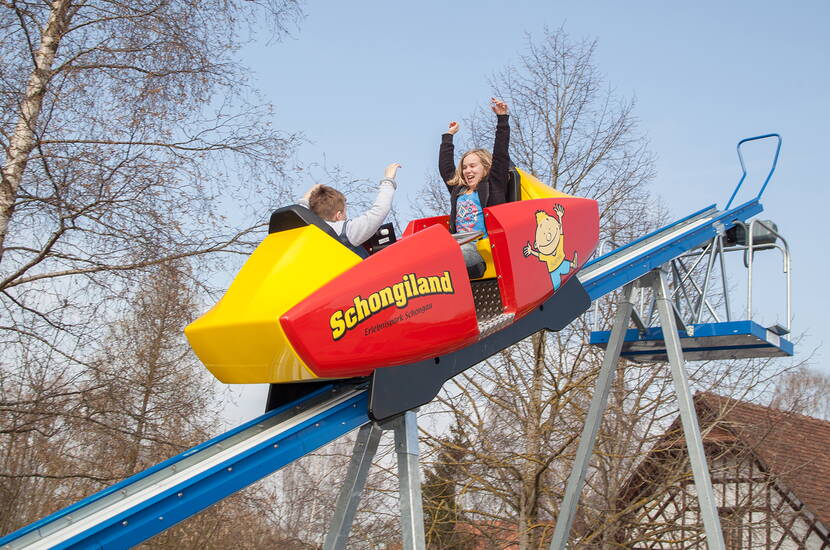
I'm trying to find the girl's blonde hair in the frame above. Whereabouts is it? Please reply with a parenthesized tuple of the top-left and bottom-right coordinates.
(448, 149, 493, 187)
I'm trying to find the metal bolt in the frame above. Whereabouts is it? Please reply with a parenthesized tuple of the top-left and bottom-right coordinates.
(122, 521, 128, 526)
(227, 467, 233, 472)
(158, 516, 164, 521)
(177, 492, 183, 498)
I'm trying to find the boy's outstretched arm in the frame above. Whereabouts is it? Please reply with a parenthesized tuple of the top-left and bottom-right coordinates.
(344, 163, 400, 246)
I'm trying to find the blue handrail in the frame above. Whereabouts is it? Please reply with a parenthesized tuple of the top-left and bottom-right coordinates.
(725, 133, 782, 210)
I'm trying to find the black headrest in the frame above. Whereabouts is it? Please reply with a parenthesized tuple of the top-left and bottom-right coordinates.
(269, 204, 341, 240)
(506, 165, 521, 203)
(268, 205, 368, 259)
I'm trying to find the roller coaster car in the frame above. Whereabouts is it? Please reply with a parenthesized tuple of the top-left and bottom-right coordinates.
(185, 168, 599, 393)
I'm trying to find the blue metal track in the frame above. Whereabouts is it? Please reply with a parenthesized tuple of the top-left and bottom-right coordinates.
(0, 135, 784, 549)
(0, 199, 771, 550)
(578, 199, 763, 300)
(0, 385, 369, 550)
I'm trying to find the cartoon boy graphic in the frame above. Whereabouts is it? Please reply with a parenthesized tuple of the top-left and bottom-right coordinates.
(523, 204, 577, 291)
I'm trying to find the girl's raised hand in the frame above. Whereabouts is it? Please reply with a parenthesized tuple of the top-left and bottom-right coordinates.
(384, 163, 402, 179)
(447, 121, 460, 135)
(491, 97, 508, 115)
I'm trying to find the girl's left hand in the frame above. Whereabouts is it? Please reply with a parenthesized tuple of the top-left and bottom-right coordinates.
(491, 97, 508, 115)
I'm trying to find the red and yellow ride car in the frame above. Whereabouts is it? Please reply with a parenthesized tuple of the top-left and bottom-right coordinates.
(185, 168, 599, 385)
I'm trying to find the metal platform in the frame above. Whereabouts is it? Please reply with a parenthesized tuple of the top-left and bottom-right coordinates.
(589, 320, 793, 362)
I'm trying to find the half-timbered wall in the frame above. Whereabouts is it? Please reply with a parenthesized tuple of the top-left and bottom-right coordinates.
(621, 446, 830, 549)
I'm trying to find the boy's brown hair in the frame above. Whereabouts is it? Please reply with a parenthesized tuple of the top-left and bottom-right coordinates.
(309, 185, 346, 221)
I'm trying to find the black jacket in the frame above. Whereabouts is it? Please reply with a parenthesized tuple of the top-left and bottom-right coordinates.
(438, 114, 511, 233)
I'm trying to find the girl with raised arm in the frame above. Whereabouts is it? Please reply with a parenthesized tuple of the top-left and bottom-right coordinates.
(439, 98, 511, 277)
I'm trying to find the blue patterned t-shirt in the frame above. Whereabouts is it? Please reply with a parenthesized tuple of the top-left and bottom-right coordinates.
(456, 192, 487, 236)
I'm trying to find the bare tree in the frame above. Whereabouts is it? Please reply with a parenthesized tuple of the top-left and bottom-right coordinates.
(143, 486, 294, 549)
(406, 26, 816, 550)
(414, 26, 658, 550)
(0, 261, 219, 532)
(246, 430, 403, 550)
(0, 0, 303, 536)
(422, 26, 656, 243)
(769, 365, 830, 420)
(411, 26, 803, 550)
(0, 0, 302, 246)
(0, 0, 302, 362)
(84, 263, 220, 473)
(0, 260, 316, 548)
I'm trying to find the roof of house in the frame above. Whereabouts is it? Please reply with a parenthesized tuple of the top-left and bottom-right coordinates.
(622, 391, 830, 527)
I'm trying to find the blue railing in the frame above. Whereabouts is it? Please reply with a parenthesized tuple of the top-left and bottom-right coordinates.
(725, 133, 782, 210)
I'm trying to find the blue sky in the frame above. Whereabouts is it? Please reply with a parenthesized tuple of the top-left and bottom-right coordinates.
(228, 1, 829, 419)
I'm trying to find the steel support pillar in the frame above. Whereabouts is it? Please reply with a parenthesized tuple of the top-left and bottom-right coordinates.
(549, 283, 636, 550)
(323, 411, 426, 550)
(550, 270, 725, 550)
(324, 422, 383, 550)
(650, 269, 725, 550)
(389, 410, 427, 550)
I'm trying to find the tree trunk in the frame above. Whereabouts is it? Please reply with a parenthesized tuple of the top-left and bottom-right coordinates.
(0, 0, 72, 262)
(519, 332, 546, 550)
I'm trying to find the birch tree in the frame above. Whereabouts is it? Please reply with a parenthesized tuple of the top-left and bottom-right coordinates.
(0, 0, 301, 353)
(0, 0, 302, 536)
